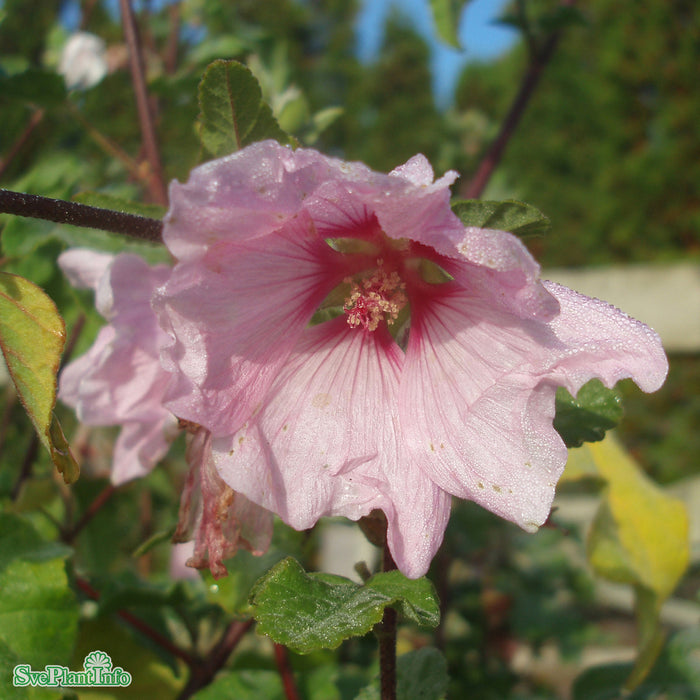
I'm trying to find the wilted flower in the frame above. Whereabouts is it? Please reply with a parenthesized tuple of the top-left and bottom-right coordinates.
(155, 141, 668, 578)
(173, 425, 273, 578)
(58, 32, 108, 90)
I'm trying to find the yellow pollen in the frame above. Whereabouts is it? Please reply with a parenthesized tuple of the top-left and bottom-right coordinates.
(343, 260, 407, 332)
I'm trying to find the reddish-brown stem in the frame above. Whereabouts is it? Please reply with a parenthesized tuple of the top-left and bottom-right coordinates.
(176, 619, 255, 699)
(0, 109, 44, 182)
(10, 434, 40, 501)
(0, 189, 163, 242)
(62, 484, 116, 544)
(164, 2, 182, 75)
(462, 0, 576, 199)
(377, 539, 398, 700)
(0, 389, 18, 463)
(75, 576, 195, 665)
(66, 102, 144, 180)
(274, 644, 301, 700)
(118, 0, 168, 205)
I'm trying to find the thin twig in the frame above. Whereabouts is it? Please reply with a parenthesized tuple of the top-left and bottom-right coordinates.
(66, 102, 143, 179)
(164, 2, 181, 75)
(0, 388, 17, 462)
(10, 434, 40, 501)
(0, 189, 163, 242)
(0, 109, 45, 181)
(274, 644, 301, 700)
(75, 576, 195, 665)
(377, 539, 398, 700)
(462, 0, 577, 199)
(118, 0, 168, 205)
(176, 619, 255, 699)
(62, 484, 117, 543)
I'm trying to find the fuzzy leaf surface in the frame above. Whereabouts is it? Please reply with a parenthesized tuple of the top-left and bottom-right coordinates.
(250, 558, 439, 653)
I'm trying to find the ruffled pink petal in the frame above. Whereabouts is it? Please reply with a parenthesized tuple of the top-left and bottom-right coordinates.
(441, 231, 560, 321)
(399, 286, 571, 530)
(389, 154, 438, 187)
(304, 163, 463, 256)
(211, 318, 404, 531)
(155, 211, 352, 436)
(380, 458, 453, 579)
(174, 428, 273, 579)
(59, 325, 115, 409)
(112, 416, 177, 484)
(95, 254, 171, 333)
(541, 281, 669, 394)
(72, 337, 172, 424)
(58, 248, 114, 292)
(164, 141, 365, 261)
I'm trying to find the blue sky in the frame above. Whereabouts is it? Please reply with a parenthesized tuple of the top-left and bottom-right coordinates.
(357, 0, 518, 108)
(58, 0, 518, 108)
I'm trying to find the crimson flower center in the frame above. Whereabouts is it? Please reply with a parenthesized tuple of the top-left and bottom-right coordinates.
(343, 259, 407, 332)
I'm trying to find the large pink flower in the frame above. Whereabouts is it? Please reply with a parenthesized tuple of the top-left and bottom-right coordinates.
(155, 141, 668, 578)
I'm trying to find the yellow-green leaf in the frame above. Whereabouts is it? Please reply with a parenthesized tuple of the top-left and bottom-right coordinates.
(583, 434, 689, 600)
(0, 272, 79, 483)
(562, 433, 689, 688)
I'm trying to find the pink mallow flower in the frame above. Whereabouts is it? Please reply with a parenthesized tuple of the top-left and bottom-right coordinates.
(154, 141, 668, 579)
(59, 249, 273, 576)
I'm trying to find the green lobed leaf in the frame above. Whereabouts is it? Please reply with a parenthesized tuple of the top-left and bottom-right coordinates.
(0, 272, 79, 483)
(197, 59, 293, 158)
(553, 379, 624, 448)
(452, 199, 551, 238)
(364, 571, 440, 628)
(429, 0, 471, 47)
(250, 558, 440, 654)
(203, 548, 287, 615)
(0, 515, 78, 669)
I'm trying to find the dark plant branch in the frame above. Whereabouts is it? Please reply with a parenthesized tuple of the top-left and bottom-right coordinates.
(177, 619, 255, 699)
(0, 109, 44, 182)
(75, 576, 196, 666)
(62, 484, 116, 544)
(164, 2, 182, 75)
(274, 644, 301, 700)
(119, 0, 168, 205)
(377, 539, 398, 700)
(462, 0, 577, 199)
(66, 102, 144, 180)
(10, 434, 40, 501)
(0, 189, 163, 242)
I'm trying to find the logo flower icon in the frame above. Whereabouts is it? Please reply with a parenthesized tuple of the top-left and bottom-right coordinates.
(83, 651, 112, 671)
